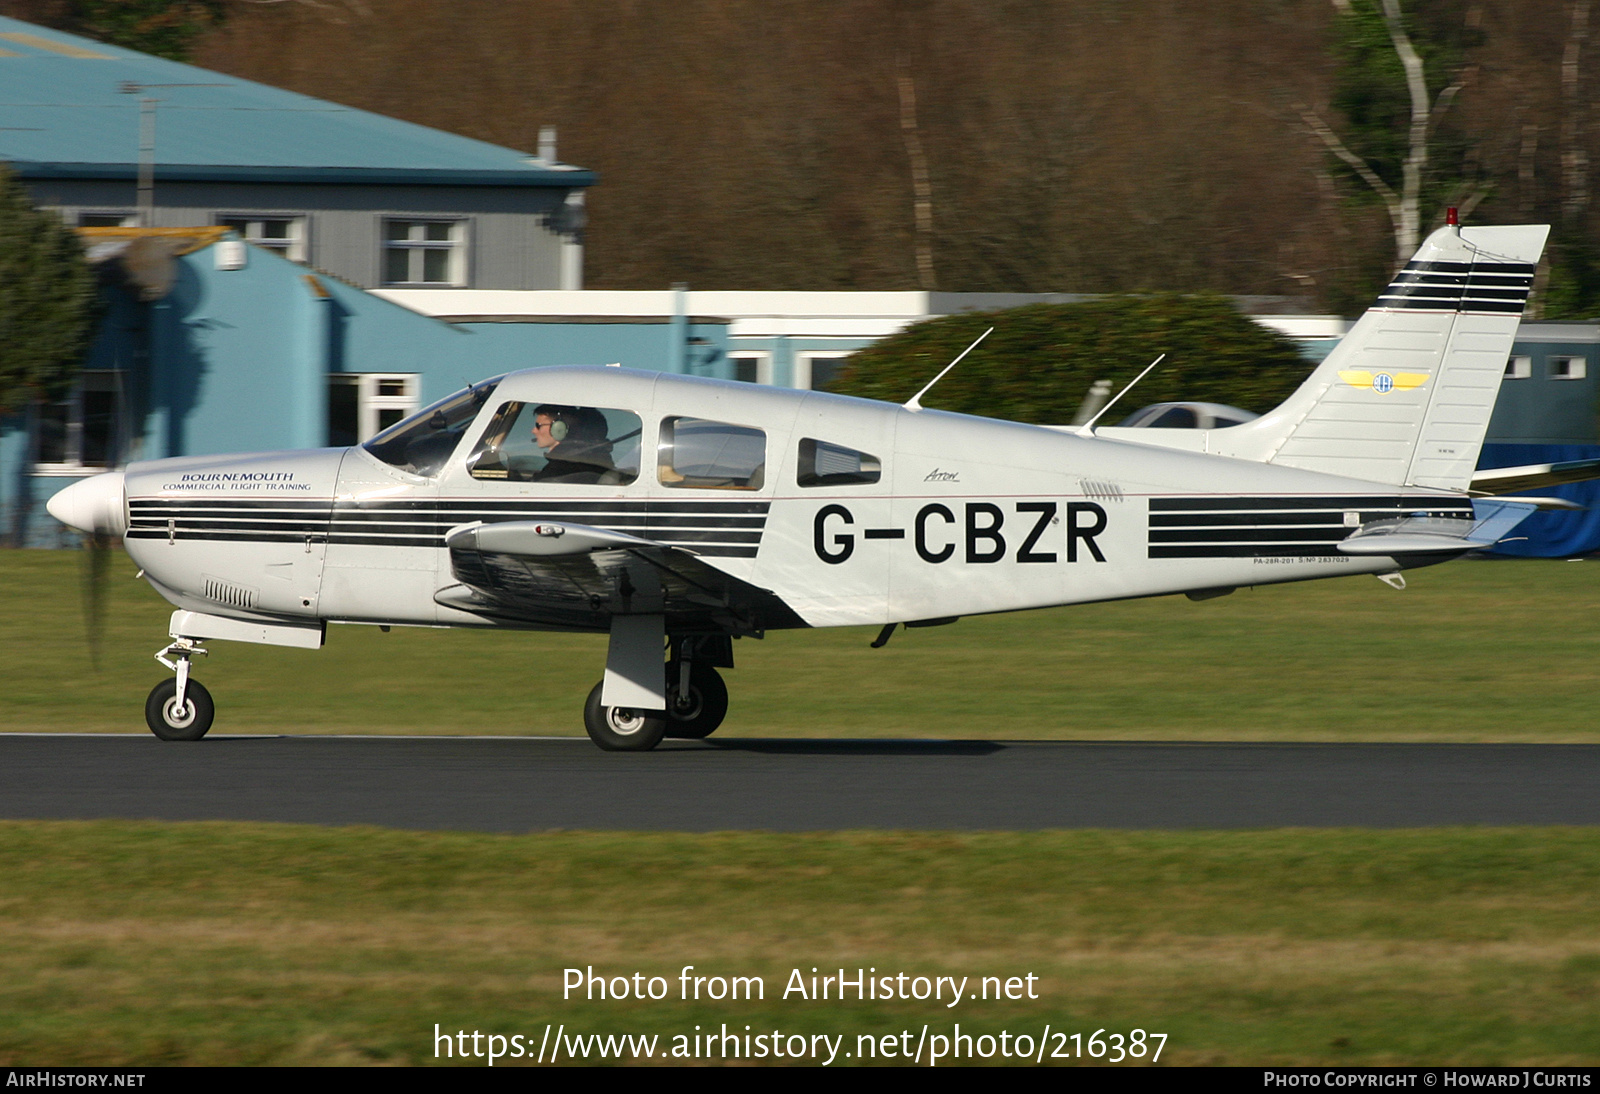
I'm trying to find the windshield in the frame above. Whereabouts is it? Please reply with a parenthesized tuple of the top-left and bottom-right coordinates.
(362, 376, 503, 476)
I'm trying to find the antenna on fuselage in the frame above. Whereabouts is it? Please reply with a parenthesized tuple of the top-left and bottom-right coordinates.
(903, 326, 994, 411)
(1075, 353, 1166, 436)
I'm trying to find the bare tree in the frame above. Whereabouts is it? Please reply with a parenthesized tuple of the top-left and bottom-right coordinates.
(1561, 0, 1592, 224)
(1295, 0, 1475, 266)
(896, 58, 936, 290)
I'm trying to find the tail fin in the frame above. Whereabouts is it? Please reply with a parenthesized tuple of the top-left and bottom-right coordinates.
(1219, 224, 1550, 490)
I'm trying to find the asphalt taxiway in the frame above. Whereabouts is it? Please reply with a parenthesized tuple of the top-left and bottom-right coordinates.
(3, 734, 1597, 831)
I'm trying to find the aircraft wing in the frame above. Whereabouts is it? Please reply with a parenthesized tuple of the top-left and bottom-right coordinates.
(435, 520, 807, 635)
(1470, 458, 1600, 495)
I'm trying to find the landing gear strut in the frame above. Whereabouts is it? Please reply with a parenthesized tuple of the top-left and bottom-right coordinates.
(147, 638, 214, 741)
(582, 634, 734, 751)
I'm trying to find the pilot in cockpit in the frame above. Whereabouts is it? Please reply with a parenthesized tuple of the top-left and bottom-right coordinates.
(529, 405, 618, 484)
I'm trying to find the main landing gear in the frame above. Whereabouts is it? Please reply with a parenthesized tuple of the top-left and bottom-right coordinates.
(582, 637, 732, 752)
(146, 637, 214, 741)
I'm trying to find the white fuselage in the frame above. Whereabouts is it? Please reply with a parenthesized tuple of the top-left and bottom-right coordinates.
(119, 367, 1472, 633)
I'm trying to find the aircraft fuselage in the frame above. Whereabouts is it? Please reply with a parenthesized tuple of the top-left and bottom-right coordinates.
(120, 367, 1471, 634)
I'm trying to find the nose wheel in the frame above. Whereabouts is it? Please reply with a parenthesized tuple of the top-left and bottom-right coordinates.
(145, 677, 214, 741)
(148, 637, 213, 741)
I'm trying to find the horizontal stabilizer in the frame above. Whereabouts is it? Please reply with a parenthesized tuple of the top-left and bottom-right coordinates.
(1337, 533, 1485, 555)
(1469, 458, 1600, 495)
(1336, 498, 1538, 556)
(1477, 495, 1585, 511)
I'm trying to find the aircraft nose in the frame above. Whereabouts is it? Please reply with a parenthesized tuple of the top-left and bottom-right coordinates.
(45, 471, 127, 537)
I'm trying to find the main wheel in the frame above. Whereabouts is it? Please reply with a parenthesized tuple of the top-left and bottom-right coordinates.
(583, 682, 667, 751)
(664, 663, 728, 739)
(145, 678, 214, 741)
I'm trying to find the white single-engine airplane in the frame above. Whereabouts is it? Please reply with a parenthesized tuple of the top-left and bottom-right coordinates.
(49, 222, 1579, 750)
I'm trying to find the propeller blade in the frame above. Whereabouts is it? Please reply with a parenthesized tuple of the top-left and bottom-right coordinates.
(80, 531, 113, 669)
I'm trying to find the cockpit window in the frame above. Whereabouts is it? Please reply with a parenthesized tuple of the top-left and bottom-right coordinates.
(362, 376, 502, 477)
(797, 438, 881, 487)
(466, 402, 641, 485)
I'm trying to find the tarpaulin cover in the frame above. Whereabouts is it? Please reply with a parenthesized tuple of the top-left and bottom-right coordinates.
(1477, 443, 1600, 557)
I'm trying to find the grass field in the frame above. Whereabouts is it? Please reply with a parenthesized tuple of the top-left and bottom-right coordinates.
(0, 822, 1597, 1066)
(2, 547, 1596, 740)
(5, 550, 1599, 1067)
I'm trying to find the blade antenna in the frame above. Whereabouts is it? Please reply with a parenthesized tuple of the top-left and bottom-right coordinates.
(903, 326, 994, 411)
(1076, 353, 1166, 436)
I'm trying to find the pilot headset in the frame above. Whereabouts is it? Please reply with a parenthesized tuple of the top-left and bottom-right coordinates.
(536, 407, 571, 442)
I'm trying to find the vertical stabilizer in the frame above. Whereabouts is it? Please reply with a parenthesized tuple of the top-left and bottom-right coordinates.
(1218, 224, 1549, 490)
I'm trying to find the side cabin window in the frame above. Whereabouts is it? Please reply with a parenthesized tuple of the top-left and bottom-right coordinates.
(797, 438, 881, 487)
(362, 377, 501, 477)
(658, 417, 766, 490)
(467, 402, 641, 486)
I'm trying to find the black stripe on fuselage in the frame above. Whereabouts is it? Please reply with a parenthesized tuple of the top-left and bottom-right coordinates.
(1149, 496, 1468, 512)
(126, 496, 769, 556)
(1150, 527, 1352, 544)
(1150, 544, 1347, 558)
(1147, 495, 1474, 559)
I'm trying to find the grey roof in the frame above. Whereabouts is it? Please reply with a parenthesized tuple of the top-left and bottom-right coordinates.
(0, 17, 595, 187)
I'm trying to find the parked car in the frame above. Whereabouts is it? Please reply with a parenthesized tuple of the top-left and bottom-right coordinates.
(1115, 401, 1260, 429)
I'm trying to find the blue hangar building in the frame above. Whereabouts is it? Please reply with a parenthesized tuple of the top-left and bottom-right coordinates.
(0, 16, 734, 544)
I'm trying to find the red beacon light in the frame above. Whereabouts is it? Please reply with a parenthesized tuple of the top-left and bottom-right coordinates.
(1446, 206, 1459, 226)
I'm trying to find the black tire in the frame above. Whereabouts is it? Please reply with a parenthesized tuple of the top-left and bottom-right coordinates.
(583, 682, 667, 751)
(664, 663, 728, 739)
(145, 678, 214, 741)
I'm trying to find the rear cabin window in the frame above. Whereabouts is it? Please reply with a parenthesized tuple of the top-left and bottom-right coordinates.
(466, 402, 641, 485)
(658, 417, 766, 490)
(797, 438, 881, 487)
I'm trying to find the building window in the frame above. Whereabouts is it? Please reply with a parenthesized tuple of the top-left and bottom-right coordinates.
(77, 211, 137, 228)
(1505, 355, 1532, 379)
(794, 352, 851, 391)
(328, 374, 420, 446)
(1548, 355, 1587, 380)
(729, 352, 771, 384)
(217, 216, 307, 262)
(33, 371, 124, 473)
(382, 219, 465, 286)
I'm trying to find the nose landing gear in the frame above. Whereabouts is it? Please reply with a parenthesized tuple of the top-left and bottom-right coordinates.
(147, 638, 214, 741)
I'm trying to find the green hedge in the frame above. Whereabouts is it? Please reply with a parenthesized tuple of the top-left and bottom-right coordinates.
(829, 294, 1313, 425)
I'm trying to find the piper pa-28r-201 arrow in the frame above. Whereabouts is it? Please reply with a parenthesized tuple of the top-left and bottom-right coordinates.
(48, 221, 1582, 750)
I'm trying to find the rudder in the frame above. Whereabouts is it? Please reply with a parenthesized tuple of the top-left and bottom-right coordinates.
(1218, 223, 1549, 490)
